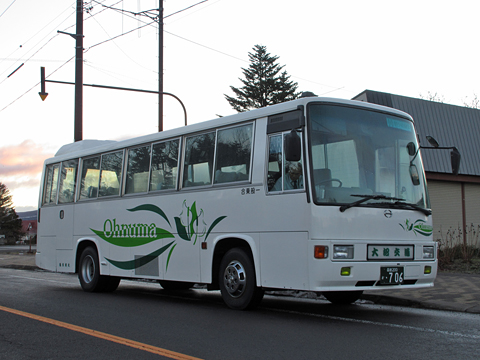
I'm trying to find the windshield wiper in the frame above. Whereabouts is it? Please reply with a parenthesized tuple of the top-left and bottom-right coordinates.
(339, 194, 403, 212)
(389, 201, 432, 216)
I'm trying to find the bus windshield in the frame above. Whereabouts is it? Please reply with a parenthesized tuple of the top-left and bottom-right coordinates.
(308, 104, 429, 210)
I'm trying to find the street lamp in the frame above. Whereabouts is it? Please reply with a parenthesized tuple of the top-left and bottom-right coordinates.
(27, 223, 33, 253)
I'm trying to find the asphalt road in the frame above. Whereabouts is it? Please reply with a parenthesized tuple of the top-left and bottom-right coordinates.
(1, 268, 479, 360)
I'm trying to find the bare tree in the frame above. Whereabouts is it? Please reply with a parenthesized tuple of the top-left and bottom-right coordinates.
(419, 91, 445, 103)
(462, 94, 480, 109)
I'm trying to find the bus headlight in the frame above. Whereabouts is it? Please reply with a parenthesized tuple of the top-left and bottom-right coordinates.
(423, 246, 435, 259)
(333, 245, 354, 259)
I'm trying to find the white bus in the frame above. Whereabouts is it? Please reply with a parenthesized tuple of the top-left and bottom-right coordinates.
(37, 96, 444, 310)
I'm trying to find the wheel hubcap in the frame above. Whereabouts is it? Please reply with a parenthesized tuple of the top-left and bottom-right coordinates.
(81, 255, 95, 284)
(223, 260, 246, 298)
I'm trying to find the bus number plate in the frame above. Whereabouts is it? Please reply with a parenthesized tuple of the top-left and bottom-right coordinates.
(380, 267, 404, 285)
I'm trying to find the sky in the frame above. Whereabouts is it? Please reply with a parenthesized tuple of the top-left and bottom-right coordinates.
(1, 0, 479, 212)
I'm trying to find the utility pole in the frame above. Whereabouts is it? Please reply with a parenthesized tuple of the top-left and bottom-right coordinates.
(158, 1, 163, 132)
(74, 0, 83, 142)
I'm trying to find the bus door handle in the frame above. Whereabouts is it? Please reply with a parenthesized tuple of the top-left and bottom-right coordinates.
(59, 210, 64, 219)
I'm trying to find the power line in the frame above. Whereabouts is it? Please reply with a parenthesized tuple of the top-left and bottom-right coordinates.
(0, 34, 61, 86)
(0, 0, 17, 19)
(0, 56, 75, 113)
(0, 58, 66, 63)
(85, 19, 156, 52)
(164, 30, 247, 63)
(0, 4, 75, 76)
(163, 0, 209, 19)
(90, 0, 209, 20)
(87, 13, 156, 73)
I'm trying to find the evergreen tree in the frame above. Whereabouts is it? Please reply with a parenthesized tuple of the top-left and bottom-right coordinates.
(225, 45, 300, 112)
(0, 183, 24, 244)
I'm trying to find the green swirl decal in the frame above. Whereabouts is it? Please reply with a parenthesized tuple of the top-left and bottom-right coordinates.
(105, 241, 175, 270)
(127, 204, 171, 227)
(400, 219, 433, 236)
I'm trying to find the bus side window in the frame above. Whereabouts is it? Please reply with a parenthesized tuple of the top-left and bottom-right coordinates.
(58, 159, 78, 203)
(267, 135, 282, 192)
(79, 157, 100, 200)
(267, 133, 304, 192)
(125, 145, 151, 194)
(183, 132, 215, 187)
(43, 163, 60, 205)
(214, 124, 253, 184)
(99, 151, 123, 197)
(150, 139, 179, 191)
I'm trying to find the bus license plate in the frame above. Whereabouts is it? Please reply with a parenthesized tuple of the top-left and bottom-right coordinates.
(380, 267, 404, 285)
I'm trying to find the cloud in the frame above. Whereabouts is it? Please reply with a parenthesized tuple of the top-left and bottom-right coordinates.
(0, 140, 54, 210)
(0, 140, 54, 179)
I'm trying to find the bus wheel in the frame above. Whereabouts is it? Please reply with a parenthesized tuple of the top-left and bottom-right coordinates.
(323, 291, 363, 305)
(159, 280, 194, 290)
(78, 246, 119, 293)
(219, 248, 264, 310)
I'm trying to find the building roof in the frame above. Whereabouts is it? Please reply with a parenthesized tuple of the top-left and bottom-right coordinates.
(353, 90, 480, 177)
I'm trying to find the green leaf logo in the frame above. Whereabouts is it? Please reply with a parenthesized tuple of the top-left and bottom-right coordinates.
(400, 219, 433, 236)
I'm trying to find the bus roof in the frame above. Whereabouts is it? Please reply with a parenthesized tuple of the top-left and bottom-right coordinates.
(45, 96, 413, 163)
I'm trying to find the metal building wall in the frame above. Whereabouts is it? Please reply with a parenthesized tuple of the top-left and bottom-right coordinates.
(428, 180, 463, 245)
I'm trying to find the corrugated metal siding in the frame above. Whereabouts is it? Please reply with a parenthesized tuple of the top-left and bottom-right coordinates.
(465, 183, 480, 227)
(353, 90, 480, 176)
(428, 181, 463, 245)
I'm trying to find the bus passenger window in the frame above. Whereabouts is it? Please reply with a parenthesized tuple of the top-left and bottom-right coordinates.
(214, 124, 253, 184)
(43, 163, 60, 205)
(150, 139, 179, 191)
(125, 145, 151, 194)
(79, 157, 100, 200)
(183, 132, 215, 187)
(58, 159, 78, 203)
(99, 151, 123, 197)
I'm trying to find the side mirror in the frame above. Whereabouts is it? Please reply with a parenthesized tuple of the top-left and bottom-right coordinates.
(426, 136, 439, 148)
(406, 142, 416, 156)
(409, 164, 420, 185)
(285, 130, 302, 162)
(451, 147, 461, 175)
(423, 136, 461, 175)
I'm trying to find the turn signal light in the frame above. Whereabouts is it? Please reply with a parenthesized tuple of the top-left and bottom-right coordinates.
(314, 245, 328, 259)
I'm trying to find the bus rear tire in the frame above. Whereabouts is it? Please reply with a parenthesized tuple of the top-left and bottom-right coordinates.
(219, 248, 264, 310)
(78, 246, 120, 293)
(323, 291, 363, 305)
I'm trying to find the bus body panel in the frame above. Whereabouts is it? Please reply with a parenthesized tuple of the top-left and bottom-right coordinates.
(310, 206, 432, 242)
(35, 236, 57, 272)
(69, 185, 311, 285)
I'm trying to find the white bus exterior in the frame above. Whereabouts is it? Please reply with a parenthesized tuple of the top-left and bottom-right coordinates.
(36, 96, 438, 309)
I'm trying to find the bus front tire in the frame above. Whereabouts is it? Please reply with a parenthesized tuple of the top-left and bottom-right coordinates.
(219, 248, 264, 310)
(78, 246, 120, 293)
(323, 291, 363, 305)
